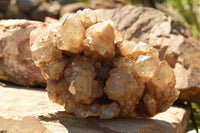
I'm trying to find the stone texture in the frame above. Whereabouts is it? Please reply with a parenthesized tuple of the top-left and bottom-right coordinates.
(0, 19, 45, 86)
(95, 5, 200, 103)
(0, 85, 64, 133)
(17, 0, 41, 13)
(88, 0, 125, 10)
(0, 85, 190, 133)
(0, 0, 10, 11)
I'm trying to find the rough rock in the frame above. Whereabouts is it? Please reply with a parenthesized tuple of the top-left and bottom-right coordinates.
(0, 19, 45, 86)
(94, 5, 200, 103)
(31, 1, 61, 21)
(0, 84, 190, 133)
(17, 0, 41, 13)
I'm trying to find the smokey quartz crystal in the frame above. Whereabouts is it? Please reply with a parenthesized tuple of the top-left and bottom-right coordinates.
(30, 9, 179, 119)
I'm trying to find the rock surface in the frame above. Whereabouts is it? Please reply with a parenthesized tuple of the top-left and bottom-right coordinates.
(0, 84, 190, 133)
(94, 5, 200, 104)
(0, 19, 45, 86)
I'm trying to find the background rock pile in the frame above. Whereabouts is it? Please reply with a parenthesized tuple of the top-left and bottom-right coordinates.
(0, 0, 125, 21)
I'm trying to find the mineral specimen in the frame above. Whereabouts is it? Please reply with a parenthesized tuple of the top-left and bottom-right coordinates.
(30, 9, 179, 119)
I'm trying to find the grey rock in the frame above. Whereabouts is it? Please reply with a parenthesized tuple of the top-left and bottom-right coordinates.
(0, 85, 191, 133)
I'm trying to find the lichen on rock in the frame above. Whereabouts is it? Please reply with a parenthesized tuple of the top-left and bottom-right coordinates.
(30, 8, 179, 119)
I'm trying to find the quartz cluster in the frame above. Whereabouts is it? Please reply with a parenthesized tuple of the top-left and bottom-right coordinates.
(30, 9, 179, 119)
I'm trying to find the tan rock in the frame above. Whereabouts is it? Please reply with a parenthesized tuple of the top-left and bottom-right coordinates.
(0, 19, 45, 86)
(0, 85, 190, 133)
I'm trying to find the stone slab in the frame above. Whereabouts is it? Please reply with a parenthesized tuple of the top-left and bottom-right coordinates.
(0, 84, 190, 133)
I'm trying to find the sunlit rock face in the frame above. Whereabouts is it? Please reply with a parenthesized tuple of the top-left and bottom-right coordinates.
(30, 9, 179, 119)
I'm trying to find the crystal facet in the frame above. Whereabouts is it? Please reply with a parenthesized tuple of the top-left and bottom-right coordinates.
(58, 15, 85, 54)
(83, 20, 115, 60)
